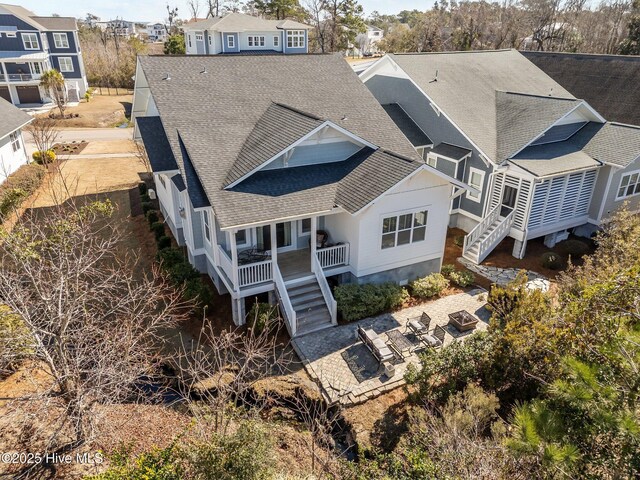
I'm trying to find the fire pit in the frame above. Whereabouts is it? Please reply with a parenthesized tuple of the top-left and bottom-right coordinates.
(448, 310, 478, 332)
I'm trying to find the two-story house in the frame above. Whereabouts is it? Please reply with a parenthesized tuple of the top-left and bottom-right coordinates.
(146, 23, 167, 43)
(0, 3, 88, 107)
(132, 54, 470, 335)
(361, 50, 640, 263)
(0, 97, 31, 182)
(182, 12, 311, 55)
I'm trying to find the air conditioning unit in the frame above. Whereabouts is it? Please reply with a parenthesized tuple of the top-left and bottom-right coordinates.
(148, 188, 156, 200)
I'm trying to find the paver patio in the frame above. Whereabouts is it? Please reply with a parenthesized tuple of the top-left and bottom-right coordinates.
(291, 288, 490, 405)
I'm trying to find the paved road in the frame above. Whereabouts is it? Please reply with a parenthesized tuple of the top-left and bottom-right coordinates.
(24, 127, 133, 155)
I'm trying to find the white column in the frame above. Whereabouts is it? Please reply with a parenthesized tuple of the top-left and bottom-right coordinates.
(230, 229, 239, 291)
(310, 216, 317, 272)
(270, 223, 278, 273)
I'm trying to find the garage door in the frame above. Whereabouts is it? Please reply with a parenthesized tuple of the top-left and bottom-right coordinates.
(0, 87, 10, 103)
(16, 86, 41, 104)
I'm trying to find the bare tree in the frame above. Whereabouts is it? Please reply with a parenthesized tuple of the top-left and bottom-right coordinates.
(0, 196, 191, 475)
(166, 5, 180, 34)
(206, 0, 221, 17)
(175, 314, 289, 436)
(187, 0, 201, 19)
(25, 117, 60, 159)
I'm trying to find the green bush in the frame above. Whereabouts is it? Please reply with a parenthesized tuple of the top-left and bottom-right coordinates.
(411, 273, 450, 299)
(184, 277, 213, 309)
(138, 182, 148, 195)
(449, 270, 475, 287)
(157, 235, 171, 250)
(146, 209, 159, 225)
(334, 282, 409, 322)
(0, 164, 46, 219)
(248, 302, 279, 334)
(141, 193, 151, 203)
(453, 235, 465, 247)
(151, 221, 165, 239)
(141, 202, 152, 214)
(540, 251, 563, 270)
(157, 247, 185, 268)
(32, 149, 56, 165)
(441, 264, 456, 276)
(560, 239, 590, 257)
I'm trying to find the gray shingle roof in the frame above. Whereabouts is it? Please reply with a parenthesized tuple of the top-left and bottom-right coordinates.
(381, 103, 432, 147)
(495, 91, 578, 161)
(135, 116, 178, 172)
(224, 103, 323, 186)
(0, 98, 31, 138)
(138, 54, 421, 228)
(522, 51, 640, 126)
(214, 147, 422, 227)
(583, 122, 640, 168)
(389, 50, 574, 162)
(30, 16, 77, 31)
(183, 12, 310, 32)
(430, 142, 471, 160)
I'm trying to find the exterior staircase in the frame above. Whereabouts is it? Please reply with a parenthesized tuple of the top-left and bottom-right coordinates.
(286, 277, 333, 336)
(462, 205, 515, 264)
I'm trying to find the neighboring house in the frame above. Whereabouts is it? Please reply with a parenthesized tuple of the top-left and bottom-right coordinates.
(0, 3, 88, 106)
(361, 50, 640, 264)
(95, 19, 138, 38)
(0, 98, 32, 183)
(182, 12, 311, 55)
(522, 51, 640, 126)
(355, 25, 384, 56)
(146, 23, 167, 43)
(132, 54, 468, 334)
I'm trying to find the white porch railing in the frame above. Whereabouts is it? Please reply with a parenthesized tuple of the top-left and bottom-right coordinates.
(273, 263, 297, 337)
(312, 253, 338, 325)
(463, 203, 502, 255)
(217, 245, 234, 285)
(475, 209, 516, 264)
(238, 259, 272, 288)
(316, 243, 349, 269)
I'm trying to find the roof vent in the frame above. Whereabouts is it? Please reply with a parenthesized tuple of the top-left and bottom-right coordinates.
(200, 66, 207, 74)
(162, 73, 171, 81)
(549, 87, 553, 96)
(430, 69, 438, 83)
(341, 115, 348, 121)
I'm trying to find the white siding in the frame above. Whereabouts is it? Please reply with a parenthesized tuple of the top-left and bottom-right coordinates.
(0, 130, 28, 183)
(239, 31, 283, 52)
(353, 170, 450, 277)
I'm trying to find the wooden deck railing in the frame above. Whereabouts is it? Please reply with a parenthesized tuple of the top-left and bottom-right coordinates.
(316, 243, 349, 269)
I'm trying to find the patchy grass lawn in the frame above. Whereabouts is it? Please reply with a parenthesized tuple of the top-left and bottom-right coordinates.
(37, 94, 132, 128)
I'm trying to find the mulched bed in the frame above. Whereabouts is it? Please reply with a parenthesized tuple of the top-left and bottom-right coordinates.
(51, 140, 88, 156)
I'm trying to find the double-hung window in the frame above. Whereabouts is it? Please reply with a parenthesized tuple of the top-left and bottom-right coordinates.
(273, 35, 280, 47)
(227, 35, 235, 49)
(466, 167, 484, 202)
(286, 30, 305, 48)
(203, 210, 211, 243)
(58, 57, 74, 73)
(53, 32, 69, 48)
(9, 132, 20, 152)
(248, 35, 265, 47)
(381, 210, 428, 250)
(617, 170, 640, 199)
(22, 32, 39, 50)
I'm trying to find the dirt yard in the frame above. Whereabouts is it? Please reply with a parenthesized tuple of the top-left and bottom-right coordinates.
(38, 94, 132, 128)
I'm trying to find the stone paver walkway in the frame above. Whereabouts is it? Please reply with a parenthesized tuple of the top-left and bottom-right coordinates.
(458, 257, 550, 292)
(291, 289, 490, 405)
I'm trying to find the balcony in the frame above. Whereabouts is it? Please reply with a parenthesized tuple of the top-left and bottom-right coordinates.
(0, 73, 41, 83)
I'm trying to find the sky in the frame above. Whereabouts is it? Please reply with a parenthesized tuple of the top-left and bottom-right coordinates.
(18, 0, 426, 23)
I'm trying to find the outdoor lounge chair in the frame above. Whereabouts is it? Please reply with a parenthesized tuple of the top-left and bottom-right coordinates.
(406, 312, 432, 337)
(420, 324, 446, 348)
(357, 325, 394, 364)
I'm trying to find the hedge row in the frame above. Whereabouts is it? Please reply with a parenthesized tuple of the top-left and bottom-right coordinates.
(0, 164, 46, 220)
(334, 282, 409, 322)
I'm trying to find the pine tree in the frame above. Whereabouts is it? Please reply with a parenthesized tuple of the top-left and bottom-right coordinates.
(620, 0, 640, 54)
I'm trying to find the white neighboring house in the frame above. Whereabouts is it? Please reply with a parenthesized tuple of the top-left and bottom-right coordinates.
(356, 25, 384, 56)
(132, 54, 470, 335)
(0, 98, 32, 183)
(146, 23, 167, 43)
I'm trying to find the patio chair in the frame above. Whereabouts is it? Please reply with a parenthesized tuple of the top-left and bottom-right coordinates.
(357, 325, 394, 364)
(420, 324, 447, 349)
(406, 312, 432, 337)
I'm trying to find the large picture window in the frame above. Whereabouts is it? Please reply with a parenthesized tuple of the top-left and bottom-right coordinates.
(286, 30, 305, 48)
(381, 210, 428, 250)
(617, 170, 640, 200)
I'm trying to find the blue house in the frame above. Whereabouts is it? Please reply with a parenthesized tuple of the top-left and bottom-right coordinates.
(0, 3, 88, 107)
(182, 13, 311, 55)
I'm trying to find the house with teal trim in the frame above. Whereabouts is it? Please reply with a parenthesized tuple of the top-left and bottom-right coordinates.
(0, 4, 88, 107)
(182, 13, 311, 55)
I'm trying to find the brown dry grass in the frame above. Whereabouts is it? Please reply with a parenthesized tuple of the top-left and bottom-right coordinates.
(80, 140, 137, 155)
(37, 94, 132, 128)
